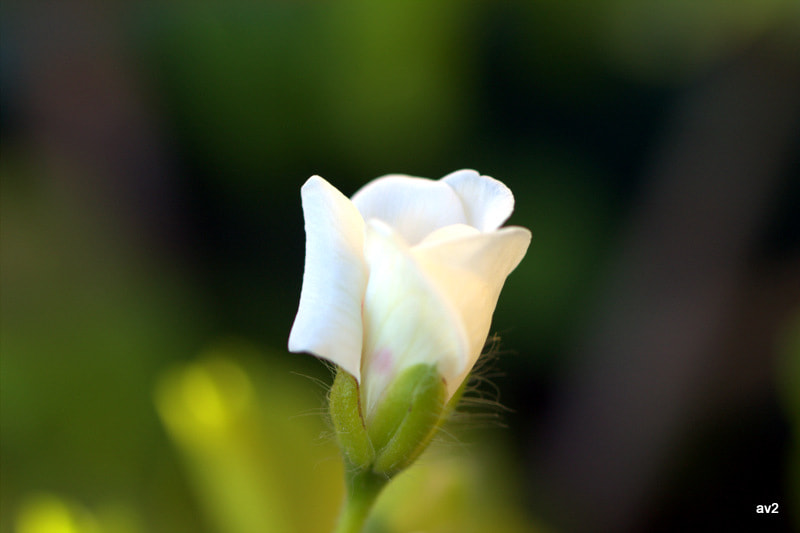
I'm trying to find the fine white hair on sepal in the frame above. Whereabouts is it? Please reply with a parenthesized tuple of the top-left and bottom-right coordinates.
(448, 333, 514, 430)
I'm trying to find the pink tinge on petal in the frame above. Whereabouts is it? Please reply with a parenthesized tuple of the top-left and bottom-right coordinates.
(372, 348, 394, 376)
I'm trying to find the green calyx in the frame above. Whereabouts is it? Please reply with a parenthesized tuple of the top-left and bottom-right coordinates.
(328, 363, 448, 477)
(367, 364, 447, 475)
(329, 370, 376, 468)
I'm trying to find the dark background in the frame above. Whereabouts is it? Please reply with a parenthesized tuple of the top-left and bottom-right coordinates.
(2, 2, 799, 532)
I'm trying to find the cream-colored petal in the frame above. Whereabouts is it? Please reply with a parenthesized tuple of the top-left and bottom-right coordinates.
(360, 220, 469, 416)
(413, 227, 531, 394)
(351, 175, 468, 245)
(288, 176, 367, 381)
(417, 223, 481, 247)
(442, 169, 515, 232)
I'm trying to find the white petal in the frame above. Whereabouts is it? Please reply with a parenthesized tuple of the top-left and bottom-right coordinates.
(442, 169, 515, 232)
(351, 175, 467, 245)
(288, 176, 367, 381)
(413, 227, 531, 395)
(360, 220, 469, 417)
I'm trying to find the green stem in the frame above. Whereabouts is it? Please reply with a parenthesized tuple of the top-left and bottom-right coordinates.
(333, 468, 388, 533)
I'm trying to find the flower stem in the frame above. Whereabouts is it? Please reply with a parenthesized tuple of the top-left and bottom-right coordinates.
(333, 468, 388, 533)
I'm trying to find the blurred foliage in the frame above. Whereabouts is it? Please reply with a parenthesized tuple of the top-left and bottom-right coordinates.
(15, 493, 141, 533)
(367, 439, 549, 533)
(0, 155, 206, 531)
(155, 349, 342, 533)
(136, 1, 472, 197)
(2, 0, 799, 532)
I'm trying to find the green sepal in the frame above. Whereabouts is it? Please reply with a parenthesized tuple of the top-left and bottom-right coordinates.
(329, 368, 375, 468)
(367, 364, 447, 476)
(393, 369, 468, 471)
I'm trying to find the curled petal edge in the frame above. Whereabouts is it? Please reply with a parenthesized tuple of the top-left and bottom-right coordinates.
(288, 176, 367, 382)
(442, 169, 516, 232)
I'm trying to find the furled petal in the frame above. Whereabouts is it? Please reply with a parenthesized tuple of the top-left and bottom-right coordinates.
(288, 176, 367, 381)
(360, 220, 469, 417)
(351, 175, 468, 245)
(442, 169, 515, 232)
(412, 227, 531, 396)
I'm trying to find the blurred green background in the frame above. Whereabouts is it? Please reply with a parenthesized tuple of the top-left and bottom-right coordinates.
(2, 1, 799, 532)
